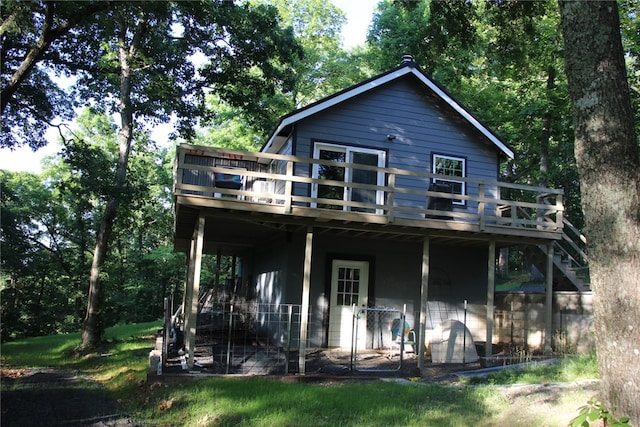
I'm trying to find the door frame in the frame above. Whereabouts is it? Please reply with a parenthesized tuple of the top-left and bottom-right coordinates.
(323, 254, 376, 348)
(311, 142, 386, 213)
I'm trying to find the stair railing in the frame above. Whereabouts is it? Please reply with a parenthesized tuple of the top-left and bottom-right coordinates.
(508, 202, 589, 281)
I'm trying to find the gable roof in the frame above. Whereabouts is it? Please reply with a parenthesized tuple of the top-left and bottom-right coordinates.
(262, 58, 514, 159)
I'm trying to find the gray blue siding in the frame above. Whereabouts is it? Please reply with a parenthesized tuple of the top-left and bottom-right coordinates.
(291, 76, 501, 213)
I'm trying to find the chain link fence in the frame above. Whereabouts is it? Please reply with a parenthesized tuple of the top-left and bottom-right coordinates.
(351, 307, 416, 372)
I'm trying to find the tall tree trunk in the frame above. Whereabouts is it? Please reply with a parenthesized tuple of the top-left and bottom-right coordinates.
(539, 64, 556, 188)
(81, 13, 144, 348)
(559, 1, 640, 423)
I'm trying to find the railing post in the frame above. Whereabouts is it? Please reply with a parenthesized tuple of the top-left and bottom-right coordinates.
(387, 173, 395, 223)
(284, 160, 294, 214)
(556, 194, 563, 231)
(536, 193, 544, 230)
(478, 183, 485, 231)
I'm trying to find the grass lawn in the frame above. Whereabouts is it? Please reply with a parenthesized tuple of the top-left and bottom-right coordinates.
(1, 322, 600, 427)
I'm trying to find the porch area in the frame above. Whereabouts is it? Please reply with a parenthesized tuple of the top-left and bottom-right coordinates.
(173, 144, 565, 252)
(172, 144, 571, 375)
(155, 294, 592, 377)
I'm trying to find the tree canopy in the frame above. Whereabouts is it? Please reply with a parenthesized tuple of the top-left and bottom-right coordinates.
(1, 0, 303, 347)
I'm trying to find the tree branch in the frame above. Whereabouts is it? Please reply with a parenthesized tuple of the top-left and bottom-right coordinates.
(1, 1, 110, 114)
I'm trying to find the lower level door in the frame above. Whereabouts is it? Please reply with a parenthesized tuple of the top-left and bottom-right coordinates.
(327, 260, 369, 349)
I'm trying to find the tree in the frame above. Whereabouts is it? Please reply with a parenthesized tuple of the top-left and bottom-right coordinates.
(2, 0, 302, 348)
(0, 110, 185, 340)
(264, 0, 363, 107)
(559, 1, 640, 423)
(366, 0, 478, 88)
(74, 1, 301, 348)
(195, 0, 368, 152)
(1, 1, 109, 149)
(0, 166, 91, 339)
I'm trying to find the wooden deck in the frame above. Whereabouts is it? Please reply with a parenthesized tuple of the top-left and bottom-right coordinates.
(173, 144, 564, 253)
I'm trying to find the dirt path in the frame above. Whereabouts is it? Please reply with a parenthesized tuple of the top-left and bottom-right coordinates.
(1, 368, 139, 427)
(486, 379, 601, 426)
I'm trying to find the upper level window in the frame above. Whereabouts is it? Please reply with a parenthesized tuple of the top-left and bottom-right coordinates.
(312, 143, 386, 213)
(432, 153, 466, 205)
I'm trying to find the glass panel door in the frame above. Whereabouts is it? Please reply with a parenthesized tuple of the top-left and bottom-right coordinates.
(328, 260, 369, 349)
(349, 151, 380, 213)
(316, 147, 346, 210)
(312, 143, 385, 213)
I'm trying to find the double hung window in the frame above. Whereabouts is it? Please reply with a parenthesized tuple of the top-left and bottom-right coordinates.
(432, 153, 466, 205)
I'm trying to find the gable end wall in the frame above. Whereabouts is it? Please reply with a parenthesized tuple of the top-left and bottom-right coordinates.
(292, 77, 501, 211)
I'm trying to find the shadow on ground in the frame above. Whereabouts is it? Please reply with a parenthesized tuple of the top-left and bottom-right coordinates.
(1, 369, 139, 427)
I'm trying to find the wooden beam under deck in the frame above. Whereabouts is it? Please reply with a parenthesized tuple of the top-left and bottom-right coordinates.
(174, 197, 562, 257)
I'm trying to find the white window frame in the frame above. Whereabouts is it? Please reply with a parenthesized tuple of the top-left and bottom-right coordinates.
(311, 142, 386, 213)
(432, 153, 466, 206)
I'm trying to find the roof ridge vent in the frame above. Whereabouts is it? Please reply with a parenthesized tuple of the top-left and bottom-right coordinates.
(401, 54, 414, 64)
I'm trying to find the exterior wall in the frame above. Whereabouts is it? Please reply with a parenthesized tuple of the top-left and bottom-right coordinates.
(247, 234, 290, 344)
(291, 77, 501, 212)
(251, 229, 492, 348)
(246, 232, 594, 354)
(494, 292, 595, 353)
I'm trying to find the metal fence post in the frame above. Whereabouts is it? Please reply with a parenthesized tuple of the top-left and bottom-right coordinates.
(286, 304, 293, 374)
(226, 304, 234, 374)
(463, 300, 467, 364)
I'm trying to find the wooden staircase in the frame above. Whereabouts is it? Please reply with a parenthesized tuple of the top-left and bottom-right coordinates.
(524, 217, 590, 292)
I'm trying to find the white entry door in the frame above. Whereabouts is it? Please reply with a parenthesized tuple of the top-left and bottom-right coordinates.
(328, 260, 369, 349)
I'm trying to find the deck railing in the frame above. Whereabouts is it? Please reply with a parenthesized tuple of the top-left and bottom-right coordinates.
(174, 144, 564, 235)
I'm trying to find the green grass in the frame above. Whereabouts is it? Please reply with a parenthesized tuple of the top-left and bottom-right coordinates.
(495, 272, 544, 291)
(1, 322, 160, 369)
(462, 353, 599, 386)
(1, 324, 599, 427)
(133, 377, 507, 427)
(1, 321, 160, 397)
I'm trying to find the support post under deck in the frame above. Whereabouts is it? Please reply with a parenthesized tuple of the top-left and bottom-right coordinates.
(485, 240, 496, 360)
(544, 242, 555, 353)
(298, 226, 313, 374)
(418, 234, 430, 371)
(184, 212, 205, 369)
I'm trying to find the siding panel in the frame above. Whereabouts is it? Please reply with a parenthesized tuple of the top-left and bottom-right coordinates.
(293, 76, 503, 213)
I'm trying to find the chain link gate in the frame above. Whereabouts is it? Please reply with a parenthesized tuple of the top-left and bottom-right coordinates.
(351, 306, 416, 372)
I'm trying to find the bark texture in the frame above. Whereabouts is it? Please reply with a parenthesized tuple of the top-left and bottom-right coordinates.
(559, 1, 640, 424)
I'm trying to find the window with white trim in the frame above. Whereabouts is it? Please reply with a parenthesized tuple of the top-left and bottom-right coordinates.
(432, 153, 466, 205)
(312, 143, 386, 213)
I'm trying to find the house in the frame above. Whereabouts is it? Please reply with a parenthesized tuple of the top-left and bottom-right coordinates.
(171, 56, 590, 374)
